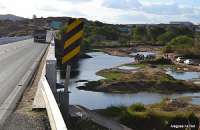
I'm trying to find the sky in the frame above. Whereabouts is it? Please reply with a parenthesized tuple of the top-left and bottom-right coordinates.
(0, 0, 200, 24)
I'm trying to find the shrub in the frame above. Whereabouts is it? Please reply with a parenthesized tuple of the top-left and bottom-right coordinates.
(141, 57, 173, 65)
(85, 81, 101, 87)
(169, 35, 194, 46)
(129, 103, 146, 112)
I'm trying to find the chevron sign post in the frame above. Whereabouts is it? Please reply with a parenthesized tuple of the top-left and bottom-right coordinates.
(60, 18, 84, 118)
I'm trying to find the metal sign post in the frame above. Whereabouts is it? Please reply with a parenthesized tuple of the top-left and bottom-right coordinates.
(59, 18, 84, 120)
(64, 65, 71, 92)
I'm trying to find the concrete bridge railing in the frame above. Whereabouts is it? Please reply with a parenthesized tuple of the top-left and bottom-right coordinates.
(33, 45, 67, 130)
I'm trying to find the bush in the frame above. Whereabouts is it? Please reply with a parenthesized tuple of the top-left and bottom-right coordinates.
(167, 112, 199, 130)
(101, 106, 126, 117)
(169, 35, 194, 46)
(85, 81, 101, 88)
(141, 57, 173, 65)
(129, 103, 146, 112)
(164, 35, 195, 55)
(120, 110, 199, 130)
(157, 32, 176, 45)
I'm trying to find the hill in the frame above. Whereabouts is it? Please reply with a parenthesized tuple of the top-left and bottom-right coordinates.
(0, 14, 26, 21)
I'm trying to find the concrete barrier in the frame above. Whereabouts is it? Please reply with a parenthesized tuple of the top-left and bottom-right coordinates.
(33, 45, 67, 130)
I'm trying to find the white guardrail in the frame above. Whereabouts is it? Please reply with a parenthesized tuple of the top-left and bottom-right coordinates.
(33, 45, 67, 130)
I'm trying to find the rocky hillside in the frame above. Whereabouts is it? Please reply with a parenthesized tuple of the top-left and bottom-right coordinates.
(0, 16, 73, 37)
(0, 14, 25, 21)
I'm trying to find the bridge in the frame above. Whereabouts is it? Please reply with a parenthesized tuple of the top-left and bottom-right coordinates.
(0, 31, 134, 130)
(0, 33, 67, 129)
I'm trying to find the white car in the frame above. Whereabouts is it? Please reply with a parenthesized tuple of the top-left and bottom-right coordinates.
(176, 57, 184, 63)
(184, 59, 193, 65)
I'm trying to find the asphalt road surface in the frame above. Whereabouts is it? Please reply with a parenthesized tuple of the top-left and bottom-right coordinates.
(0, 36, 32, 45)
(0, 39, 48, 106)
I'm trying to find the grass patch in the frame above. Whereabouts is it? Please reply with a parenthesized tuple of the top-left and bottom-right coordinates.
(99, 102, 199, 130)
(98, 106, 126, 118)
(80, 69, 200, 94)
(128, 103, 146, 112)
(97, 69, 175, 82)
(97, 70, 123, 81)
(125, 63, 146, 68)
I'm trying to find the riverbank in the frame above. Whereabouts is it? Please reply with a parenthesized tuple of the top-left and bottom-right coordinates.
(78, 67, 200, 94)
(125, 57, 200, 72)
(96, 98, 200, 130)
(100, 45, 162, 57)
(100, 45, 200, 72)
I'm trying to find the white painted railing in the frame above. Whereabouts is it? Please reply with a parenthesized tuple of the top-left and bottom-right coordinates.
(33, 45, 67, 130)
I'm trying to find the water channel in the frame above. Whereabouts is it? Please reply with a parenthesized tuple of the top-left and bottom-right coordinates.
(58, 52, 200, 109)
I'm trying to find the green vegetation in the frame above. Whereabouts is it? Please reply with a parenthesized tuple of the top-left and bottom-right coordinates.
(83, 22, 131, 48)
(68, 117, 107, 130)
(164, 35, 200, 57)
(128, 103, 146, 112)
(140, 57, 173, 65)
(98, 106, 126, 118)
(133, 26, 149, 42)
(132, 25, 194, 45)
(125, 63, 147, 68)
(79, 69, 200, 93)
(97, 71, 123, 81)
(98, 69, 175, 82)
(56, 20, 131, 52)
(56, 19, 199, 58)
(126, 62, 176, 70)
(99, 101, 199, 130)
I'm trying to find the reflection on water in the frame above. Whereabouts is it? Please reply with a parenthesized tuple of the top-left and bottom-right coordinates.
(58, 52, 200, 109)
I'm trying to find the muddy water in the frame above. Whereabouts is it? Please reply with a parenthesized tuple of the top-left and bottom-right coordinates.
(58, 52, 200, 109)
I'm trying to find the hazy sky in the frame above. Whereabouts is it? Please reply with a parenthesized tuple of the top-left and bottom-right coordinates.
(0, 0, 199, 24)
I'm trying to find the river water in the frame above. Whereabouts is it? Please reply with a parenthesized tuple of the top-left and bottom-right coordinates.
(58, 52, 200, 109)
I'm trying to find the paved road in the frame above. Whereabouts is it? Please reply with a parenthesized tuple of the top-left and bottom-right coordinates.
(0, 36, 32, 45)
(0, 39, 48, 106)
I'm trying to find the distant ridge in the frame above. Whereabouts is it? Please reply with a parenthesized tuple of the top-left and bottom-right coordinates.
(0, 14, 26, 21)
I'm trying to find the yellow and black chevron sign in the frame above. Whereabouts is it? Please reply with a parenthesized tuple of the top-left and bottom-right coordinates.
(62, 18, 84, 65)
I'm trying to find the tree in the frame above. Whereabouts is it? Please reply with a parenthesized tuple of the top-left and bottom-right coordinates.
(133, 26, 148, 42)
(32, 14, 37, 19)
(157, 31, 176, 45)
(147, 26, 166, 43)
(169, 35, 194, 46)
(164, 35, 194, 55)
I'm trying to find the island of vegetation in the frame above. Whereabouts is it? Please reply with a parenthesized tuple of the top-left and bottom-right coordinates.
(96, 97, 200, 130)
(78, 66, 200, 93)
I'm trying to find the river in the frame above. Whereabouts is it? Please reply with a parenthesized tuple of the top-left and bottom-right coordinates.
(58, 52, 200, 109)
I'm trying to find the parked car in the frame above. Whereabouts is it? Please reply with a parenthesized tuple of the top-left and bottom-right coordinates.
(184, 59, 194, 65)
(176, 57, 185, 63)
